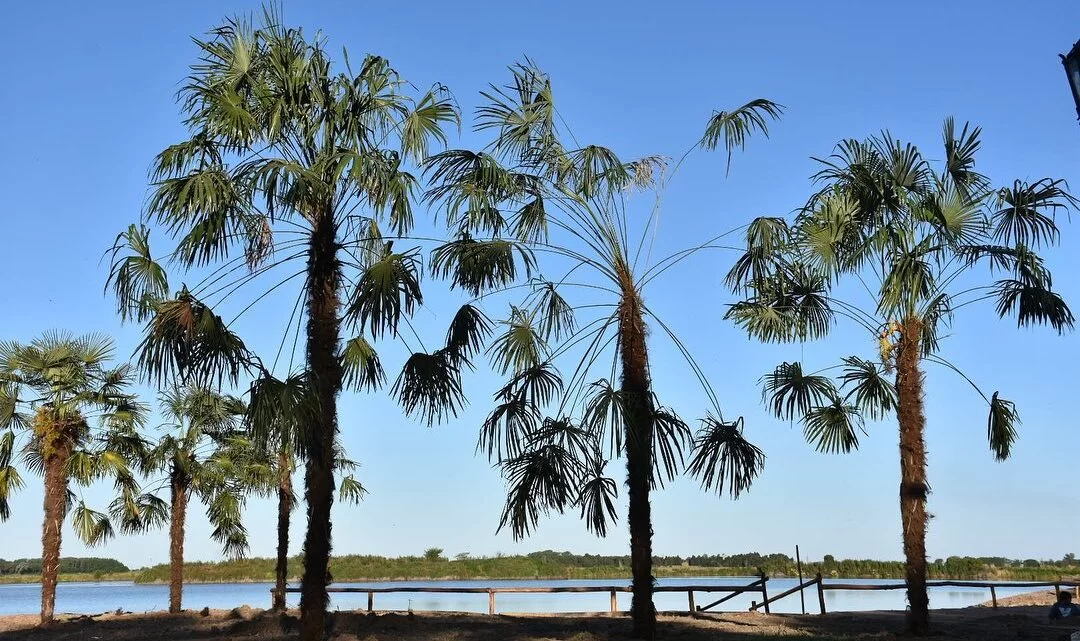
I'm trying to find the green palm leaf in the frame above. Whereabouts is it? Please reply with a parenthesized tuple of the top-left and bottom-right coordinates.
(686, 416, 764, 499)
(341, 336, 386, 392)
(761, 362, 836, 421)
(986, 391, 1020, 461)
(700, 99, 784, 174)
(391, 349, 465, 427)
(343, 247, 424, 340)
(802, 398, 863, 453)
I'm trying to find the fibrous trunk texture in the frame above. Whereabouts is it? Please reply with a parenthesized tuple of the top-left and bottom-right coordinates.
(299, 211, 343, 641)
(896, 317, 930, 635)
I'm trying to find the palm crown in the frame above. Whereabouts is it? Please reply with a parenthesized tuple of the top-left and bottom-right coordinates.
(0, 332, 155, 540)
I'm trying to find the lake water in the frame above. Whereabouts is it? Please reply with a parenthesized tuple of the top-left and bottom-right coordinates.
(0, 577, 1042, 616)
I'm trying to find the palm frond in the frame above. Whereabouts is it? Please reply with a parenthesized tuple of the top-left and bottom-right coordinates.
(341, 336, 386, 392)
(443, 304, 494, 368)
(391, 349, 465, 427)
(343, 247, 424, 340)
(71, 501, 114, 547)
(651, 406, 692, 488)
(137, 288, 251, 386)
(206, 490, 248, 559)
(838, 356, 897, 420)
(686, 416, 764, 499)
(488, 307, 547, 375)
(941, 117, 990, 201)
(992, 179, 1075, 249)
(803, 397, 863, 453)
(761, 361, 837, 421)
(106, 224, 170, 323)
(338, 474, 368, 505)
(700, 99, 784, 175)
(576, 456, 618, 538)
(496, 443, 580, 540)
(987, 391, 1020, 461)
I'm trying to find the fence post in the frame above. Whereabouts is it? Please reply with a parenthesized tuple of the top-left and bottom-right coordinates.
(760, 572, 770, 614)
(610, 589, 617, 613)
(269, 588, 275, 609)
(687, 590, 695, 614)
(989, 585, 997, 609)
(367, 591, 374, 613)
(488, 589, 496, 615)
(816, 573, 826, 615)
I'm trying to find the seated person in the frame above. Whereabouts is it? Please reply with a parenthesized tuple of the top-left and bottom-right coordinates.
(1050, 591, 1080, 621)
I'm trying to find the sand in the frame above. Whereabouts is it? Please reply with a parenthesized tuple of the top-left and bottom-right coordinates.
(2, 602, 1080, 641)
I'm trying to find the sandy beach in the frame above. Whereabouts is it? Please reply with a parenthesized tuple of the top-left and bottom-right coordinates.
(2, 595, 1078, 641)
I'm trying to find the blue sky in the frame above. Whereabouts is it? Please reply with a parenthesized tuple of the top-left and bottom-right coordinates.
(3, 0, 1080, 570)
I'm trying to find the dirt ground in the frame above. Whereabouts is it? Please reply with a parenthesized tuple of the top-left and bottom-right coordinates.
(2, 601, 1078, 641)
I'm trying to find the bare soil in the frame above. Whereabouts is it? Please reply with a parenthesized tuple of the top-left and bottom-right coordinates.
(3, 604, 1080, 641)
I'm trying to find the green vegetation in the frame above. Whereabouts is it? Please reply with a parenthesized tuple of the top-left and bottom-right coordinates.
(126, 550, 1080, 584)
(0, 557, 130, 575)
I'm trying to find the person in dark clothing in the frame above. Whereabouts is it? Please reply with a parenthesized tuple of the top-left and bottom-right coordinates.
(1049, 591, 1080, 621)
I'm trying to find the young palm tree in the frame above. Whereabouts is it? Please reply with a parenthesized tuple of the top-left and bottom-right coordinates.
(0, 332, 162, 624)
(140, 385, 256, 613)
(107, 10, 467, 639)
(246, 370, 366, 611)
(725, 120, 1074, 635)
(424, 61, 777, 639)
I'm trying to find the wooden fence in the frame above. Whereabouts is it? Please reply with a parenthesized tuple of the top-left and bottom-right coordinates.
(747, 574, 1080, 614)
(274, 575, 1080, 615)
(273, 576, 769, 615)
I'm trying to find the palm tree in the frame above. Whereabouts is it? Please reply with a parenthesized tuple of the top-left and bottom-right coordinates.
(140, 385, 256, 613)
(246, 370, 366, 611)
(107, 9, 466, 639)
(424, 61, 776, 639)
(725, 119, 1075, 634)
(0, 332, 161, 624)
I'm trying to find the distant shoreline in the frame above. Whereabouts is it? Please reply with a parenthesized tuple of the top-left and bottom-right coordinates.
(3, 571, 1078, 586)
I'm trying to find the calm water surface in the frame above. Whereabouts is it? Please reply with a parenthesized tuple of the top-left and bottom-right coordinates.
(0, 577, 1040, 616)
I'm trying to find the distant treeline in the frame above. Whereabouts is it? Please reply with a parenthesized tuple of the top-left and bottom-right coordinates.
(0, 557, 130, 575)
(130, 550, 1080, 584)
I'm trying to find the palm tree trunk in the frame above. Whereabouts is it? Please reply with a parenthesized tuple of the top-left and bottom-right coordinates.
(168, 468, 188, 614)
(299, 212, 343, 641)
(39, 443, 71, 625)
(274, 449, 294, 612)
(617, 275, 656, 640)
(896, 317, 930, 635)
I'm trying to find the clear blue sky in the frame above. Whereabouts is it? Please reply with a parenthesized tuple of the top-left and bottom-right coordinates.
(3, 0, 1079, 570)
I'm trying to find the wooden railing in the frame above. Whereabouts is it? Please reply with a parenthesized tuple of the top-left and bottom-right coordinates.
(272, 578, 769, 615)
(273, 575, 1080, 615)
(748, 573, 1080, 614)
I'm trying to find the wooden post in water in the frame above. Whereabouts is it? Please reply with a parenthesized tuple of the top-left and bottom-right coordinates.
(610, 589, 617, 613)
(687, 590, 696, 614)
(488, 589, 495, 615)
(367, 591, 374, 613)
(796, 545, 806, 615)
(989, 585, 997, 609)
(816, 573, 826, 615)
(759, 572, 770, 614)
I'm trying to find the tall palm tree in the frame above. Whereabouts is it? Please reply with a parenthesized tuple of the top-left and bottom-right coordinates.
(140, 385, 255, 613)
(0, 332, 162, 624)
(246, 370, 366, 611)
(726, 119, 1075, 634)
(107, 9, 468, 639)
(424, 61, 776, 639)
